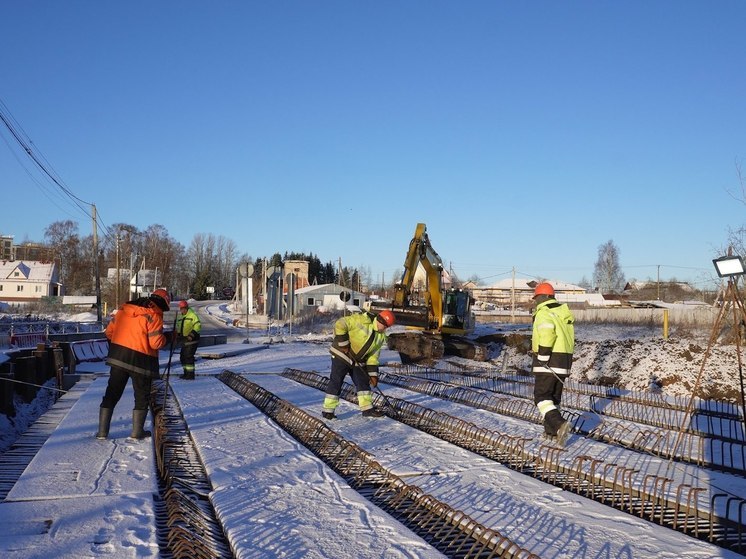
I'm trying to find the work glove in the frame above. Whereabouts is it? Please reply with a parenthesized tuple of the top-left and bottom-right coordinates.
(187, 334, 194, 342)
(369, 376, 378, 388)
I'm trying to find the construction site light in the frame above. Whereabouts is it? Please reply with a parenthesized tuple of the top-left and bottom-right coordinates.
(713, 255, 746, 278)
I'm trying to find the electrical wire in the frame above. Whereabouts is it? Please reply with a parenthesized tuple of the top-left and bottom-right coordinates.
(0, 97, 115, 243)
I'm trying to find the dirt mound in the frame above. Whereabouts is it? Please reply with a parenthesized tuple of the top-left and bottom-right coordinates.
(499, 332, 744, 403)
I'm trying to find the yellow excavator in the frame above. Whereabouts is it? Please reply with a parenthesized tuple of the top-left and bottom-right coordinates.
(369, 223, 489, 363)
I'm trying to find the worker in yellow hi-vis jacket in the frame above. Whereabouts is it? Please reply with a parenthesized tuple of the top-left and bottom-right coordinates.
(176, 300, 201, 380)
(321, 310, 395, 419)
(531, 282, 575, 446)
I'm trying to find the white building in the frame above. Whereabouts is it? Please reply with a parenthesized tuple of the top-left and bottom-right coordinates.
(292, 284, 367, 313)
(0, 260, 62, 304)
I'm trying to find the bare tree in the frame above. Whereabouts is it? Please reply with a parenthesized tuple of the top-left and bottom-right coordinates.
(593, 240, 626, 294)
(723, 159, 746, 257)
(139, 224, 184, 291)
(185, 233, 241, 299)
(44, 220, 87, 294)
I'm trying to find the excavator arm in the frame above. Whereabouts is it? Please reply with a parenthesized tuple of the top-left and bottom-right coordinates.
(371, 223, 487, 363)
(390, 223, 445, 330)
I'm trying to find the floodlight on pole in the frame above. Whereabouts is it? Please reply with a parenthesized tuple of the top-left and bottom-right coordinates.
(711, 252, 746, 437)
(713, 255, 746, 278)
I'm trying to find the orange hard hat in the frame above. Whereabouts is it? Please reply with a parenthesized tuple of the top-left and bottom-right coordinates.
(179, 300, 188, 309)
(376, 310, 396, 327)
(150, 288, 171, 311)
(533, 282, 555, 298)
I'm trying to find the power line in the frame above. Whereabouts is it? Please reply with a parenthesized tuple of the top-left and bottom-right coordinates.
(0, 97, 114, 243)
(0, 101, 88, 210)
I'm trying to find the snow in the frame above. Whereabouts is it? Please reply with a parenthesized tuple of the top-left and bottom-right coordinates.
(1, 304, 746, 558)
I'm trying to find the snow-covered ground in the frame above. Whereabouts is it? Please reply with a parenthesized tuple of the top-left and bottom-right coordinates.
(1, 304, 745, 558)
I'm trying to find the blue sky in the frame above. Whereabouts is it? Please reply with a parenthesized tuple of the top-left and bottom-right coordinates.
(1, 1, 744, 289)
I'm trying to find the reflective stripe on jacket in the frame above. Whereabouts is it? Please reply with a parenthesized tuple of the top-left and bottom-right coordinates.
(531, 299, 575, 374)
(105, 298, 168, 377)
(329, 312, 387, 376)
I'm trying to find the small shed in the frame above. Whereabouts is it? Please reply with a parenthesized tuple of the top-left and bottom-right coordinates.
(292, 284, 367, 313)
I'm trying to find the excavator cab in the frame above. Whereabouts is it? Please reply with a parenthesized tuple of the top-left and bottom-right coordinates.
(442, 288, 473, 331)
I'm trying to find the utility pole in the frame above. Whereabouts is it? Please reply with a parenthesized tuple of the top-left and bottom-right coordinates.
(263, 258, 268, 316)
(511, 267, 516, 322)
(657, 265, 661, 300)
(115, 230, 120, 308)
(92, 204, 102, 324)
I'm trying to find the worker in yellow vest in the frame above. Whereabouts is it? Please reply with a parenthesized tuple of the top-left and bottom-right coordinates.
(176, 300, 201, 380)
(322, 310, 395, 419)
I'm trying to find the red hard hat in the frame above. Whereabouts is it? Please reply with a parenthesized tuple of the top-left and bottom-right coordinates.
(179, 300, 188, 309)
(533, 282, 555, 298)
(150, 288, 171, 311)
(376, 310, 396, 327)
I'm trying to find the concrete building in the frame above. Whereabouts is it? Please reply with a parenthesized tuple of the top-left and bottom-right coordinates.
(283, 260, 311, 290)
(0, 236, 14, 261)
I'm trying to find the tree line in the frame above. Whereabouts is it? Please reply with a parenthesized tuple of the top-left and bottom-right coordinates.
(18, 221, 708, 309)
(18, 220, 376, 309)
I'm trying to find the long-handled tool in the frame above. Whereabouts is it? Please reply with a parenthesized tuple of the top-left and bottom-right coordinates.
(374, 385, 400, 419)
(160, 312, 179, 411)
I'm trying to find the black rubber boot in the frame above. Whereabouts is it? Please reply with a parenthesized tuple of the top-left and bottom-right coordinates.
(96, 407, 113, 439)
(129, 409, 151, 440)
(544, 409, 565, 434)
(361, 408, 384, 418)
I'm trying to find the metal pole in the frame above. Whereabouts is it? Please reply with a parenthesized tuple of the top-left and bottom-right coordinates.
(245, 275, 250, 342)
(115, 231, 120, 308)
(728, 279, 746, 436)
(92, 204, 102, 324)
(657, 265, 661, 300)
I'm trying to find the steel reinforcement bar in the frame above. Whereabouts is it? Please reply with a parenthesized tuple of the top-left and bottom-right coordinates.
(400, 362, 743, 421)
(379, 370, 746, 474)
(218, 370, 537, 559)
(150, 380, 233, 559)
(280, 368, 746, 553)
(402, 367, 745, 442)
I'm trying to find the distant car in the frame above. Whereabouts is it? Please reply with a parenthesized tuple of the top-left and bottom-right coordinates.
(222, 287, 236, 299)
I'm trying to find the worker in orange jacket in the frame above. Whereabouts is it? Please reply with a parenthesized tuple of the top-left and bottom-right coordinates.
(96, 289, 171, 440)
